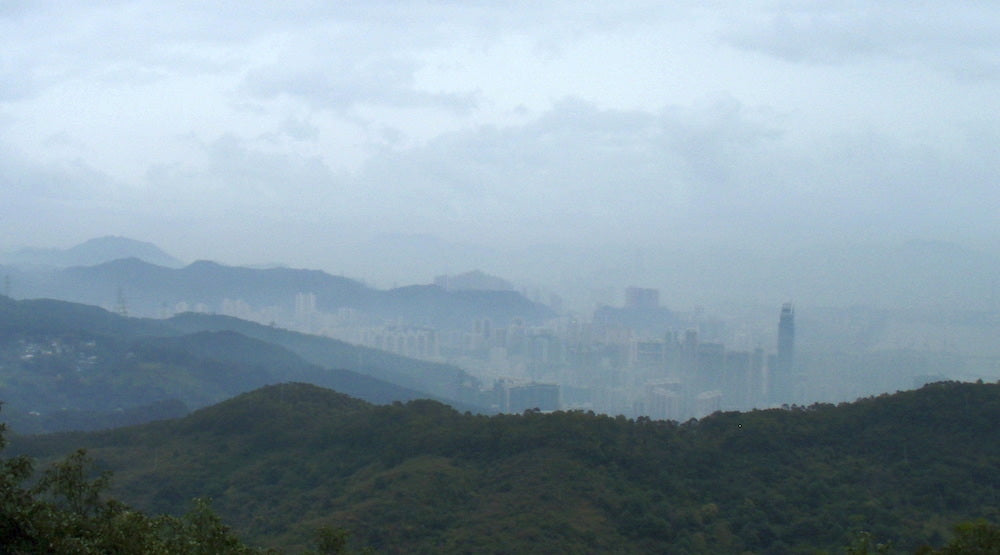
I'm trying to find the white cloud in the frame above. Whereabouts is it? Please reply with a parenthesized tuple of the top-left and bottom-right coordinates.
(243, 56, 479, 113)
(344, 94, 1000, 250)
(723, 2, 1000, 79)
(1, 1, 999, 268)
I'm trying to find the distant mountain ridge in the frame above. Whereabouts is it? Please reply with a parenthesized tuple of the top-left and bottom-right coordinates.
(10, 257, 554, 329)
(434, 269, 515, 291)
(0, 296, 487, 434)
(163, 310, 484, 405)
(1, 236, 183, 268)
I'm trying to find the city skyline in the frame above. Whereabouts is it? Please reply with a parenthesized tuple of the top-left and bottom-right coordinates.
(2, 237, 995, 421)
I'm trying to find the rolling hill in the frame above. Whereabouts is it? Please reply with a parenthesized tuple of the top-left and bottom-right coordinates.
(10, 380, 1000, 553)
(0, 296, 486, 433)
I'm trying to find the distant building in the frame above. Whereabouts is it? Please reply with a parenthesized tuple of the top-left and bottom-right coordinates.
(294, 292, 317, 319)
(750, 347, 766, 406)
(593, 287, 674, 334)
(363, 326, 439, 359)
(770, 303, 795, 403)
(645, 379, 684, 421)
(497, 380, 560, 413)
(625, 287, 659, 309)
(724, 350, 751, 407)
(294, 292, 318, 330)
(631, 339, 666, 367)
(696, 342, 725, 391)
(695, 390, 723, 418)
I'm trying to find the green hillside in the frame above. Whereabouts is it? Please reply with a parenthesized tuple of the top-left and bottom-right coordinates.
(0, 296, 480, 433)
(11, 380, 1000, 553)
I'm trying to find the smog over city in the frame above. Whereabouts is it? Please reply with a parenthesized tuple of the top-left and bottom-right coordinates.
(1, 2, 999, 552)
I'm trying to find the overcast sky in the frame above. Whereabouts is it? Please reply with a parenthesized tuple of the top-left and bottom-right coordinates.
(2, 1, 999, 280)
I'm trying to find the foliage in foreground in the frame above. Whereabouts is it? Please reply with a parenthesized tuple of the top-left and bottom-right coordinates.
(8, 381, 1000, 553)
(0, 419, 266, 553)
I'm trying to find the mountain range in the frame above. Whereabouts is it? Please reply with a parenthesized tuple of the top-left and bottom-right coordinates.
(0, 235, 183, 269)
(0, 295, 488, 434)
(6, 234, 1000, 318)
(3, 254, 554, 331)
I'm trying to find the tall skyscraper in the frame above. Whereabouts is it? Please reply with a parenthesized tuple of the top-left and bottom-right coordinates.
(771, 303, 795, 402)
(777, 303, 795, 370)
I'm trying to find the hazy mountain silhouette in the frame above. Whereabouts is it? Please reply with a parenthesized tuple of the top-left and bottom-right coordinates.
(0, 296, 486, 433)
(434, 269, 515, 291)
(1, 236, 183, 269)
(14, 257, 553, 329)
(164, 311, 483, 405)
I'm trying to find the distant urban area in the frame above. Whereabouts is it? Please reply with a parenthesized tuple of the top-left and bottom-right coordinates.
(3, 237, 998, 423)
(164, 281, 987, 421)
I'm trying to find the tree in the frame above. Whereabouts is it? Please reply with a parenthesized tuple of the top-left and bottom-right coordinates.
(917, 520, 1000, 554)
(0, 416, 267, 553)
(845, 531, 892, 554)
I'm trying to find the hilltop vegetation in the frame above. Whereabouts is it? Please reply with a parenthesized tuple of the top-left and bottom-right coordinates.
(11, 380, 1000, 553)
(0, 419, 268, 553)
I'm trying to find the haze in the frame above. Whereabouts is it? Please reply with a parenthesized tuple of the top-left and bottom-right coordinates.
(2, 1, 999, 308)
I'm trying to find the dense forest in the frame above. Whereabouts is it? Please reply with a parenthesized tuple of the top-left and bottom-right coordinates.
(9, 380, 999, 553)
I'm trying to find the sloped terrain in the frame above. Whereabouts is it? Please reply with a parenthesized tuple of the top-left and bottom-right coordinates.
(0, 296, 479, 433)
(11, 381, 1000, 553)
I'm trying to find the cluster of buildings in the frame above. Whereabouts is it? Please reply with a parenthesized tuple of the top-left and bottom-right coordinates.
(205, 285, 797, 420)
(628, 302, 796, 420)
(6, 337, 100, 374)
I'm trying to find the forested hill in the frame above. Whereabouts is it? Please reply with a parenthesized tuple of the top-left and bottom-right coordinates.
(11, 380, 1000, 553)
(0, 296, 484, 433)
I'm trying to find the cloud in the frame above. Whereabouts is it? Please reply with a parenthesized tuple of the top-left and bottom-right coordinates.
(723, 3, 1000, 80)
(243, 57, 479, 114)
(347, 95, 1000, 249)
(0, 142, 120, 201)
(348, 97, 783, 245)
(142, 134, 345, 217)
(276, 117, 319, 141)
(0, 142, 144, 248)
(2, 1, 998, 265)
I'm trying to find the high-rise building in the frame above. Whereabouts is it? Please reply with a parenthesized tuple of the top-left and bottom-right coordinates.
(498, 380, 560, 413)
(723, 350, 750, 408)
(695, 390, 723, 418)
(771, 303, 795, 402)
(625, 287, 659, 309)
(696, 342, 725, 392)
(778, 303, 795, 372)
(750, 347, 766, 406)
(294, 292, 317, 319)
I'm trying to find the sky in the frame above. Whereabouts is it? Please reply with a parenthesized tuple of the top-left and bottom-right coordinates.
(2, 1, 999, 292)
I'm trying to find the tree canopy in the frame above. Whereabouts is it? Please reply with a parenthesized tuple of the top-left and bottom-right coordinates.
(9, 381, 1000, 553)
